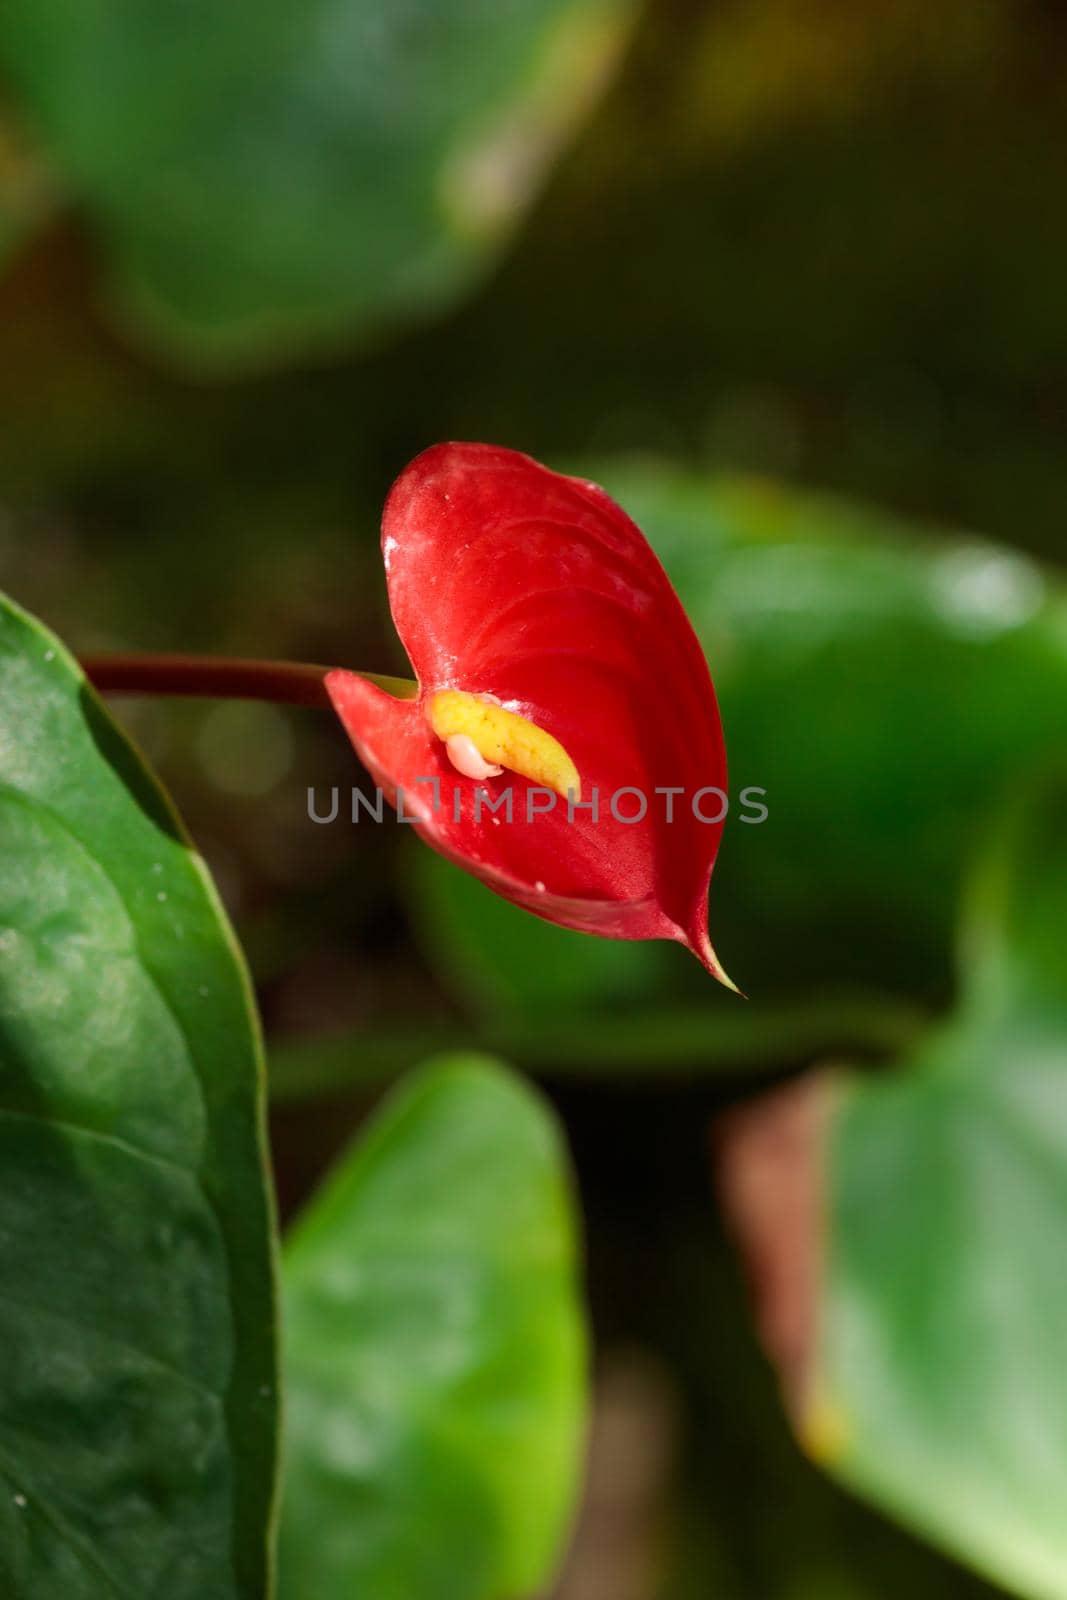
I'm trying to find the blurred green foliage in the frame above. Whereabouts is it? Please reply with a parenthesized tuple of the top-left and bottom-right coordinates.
(0, 0, 634, 365)
(279, 1056, 586, 1600)
(818, 774, 1067, 1600)
(598, 466, 1067, 998)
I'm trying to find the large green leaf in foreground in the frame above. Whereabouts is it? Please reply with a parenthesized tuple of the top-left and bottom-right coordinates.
(0, 0, 632, 366)
(808, 774, 1067, 1599)
(0, 594, 278, 1597)
(279, 1056, 587, 1600)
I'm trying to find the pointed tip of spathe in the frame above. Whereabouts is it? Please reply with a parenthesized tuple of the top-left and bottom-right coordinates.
(688, 927, 746, 997)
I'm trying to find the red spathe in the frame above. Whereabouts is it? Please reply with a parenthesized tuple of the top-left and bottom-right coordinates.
(327, 442, 734, 987)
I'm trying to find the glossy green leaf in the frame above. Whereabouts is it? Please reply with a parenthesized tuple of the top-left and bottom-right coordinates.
(0, 594, 278, 1597)
(808, 773, 1067, 1599)
(279, 1054, 587, 1600)
(0, 0, 632, 367)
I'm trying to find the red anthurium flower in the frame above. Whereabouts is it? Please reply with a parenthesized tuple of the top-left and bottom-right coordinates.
(327, 443, 735, 988)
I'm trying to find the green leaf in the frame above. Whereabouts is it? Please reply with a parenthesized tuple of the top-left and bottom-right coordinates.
(0, 0, 633, 368)
(591, 464, 1067, 997)
(805, 772, 1067, 1599)
(278, 1054, 587, 1600)
(0, 594, 278, 1597)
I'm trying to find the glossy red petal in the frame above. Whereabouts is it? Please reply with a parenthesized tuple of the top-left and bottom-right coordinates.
(329, 443, 734, 987)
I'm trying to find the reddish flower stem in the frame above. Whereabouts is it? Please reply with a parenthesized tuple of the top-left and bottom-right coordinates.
(80, 653, 416, 707)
